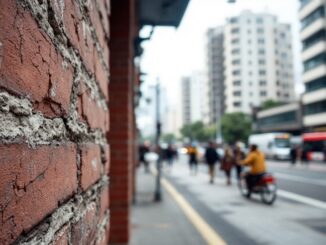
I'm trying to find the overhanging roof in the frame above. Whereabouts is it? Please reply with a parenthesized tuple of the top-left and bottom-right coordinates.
(139, 0, 190, 27)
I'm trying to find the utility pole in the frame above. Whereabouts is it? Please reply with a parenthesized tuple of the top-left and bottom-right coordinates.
(154, 80, 162, 202)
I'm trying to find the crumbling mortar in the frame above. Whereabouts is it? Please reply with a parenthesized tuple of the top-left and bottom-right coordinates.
(15, 176, 108, 245)
(19, 0, 109, 109)
(94, 211, 109, 244)
(0, 91, 106, 147)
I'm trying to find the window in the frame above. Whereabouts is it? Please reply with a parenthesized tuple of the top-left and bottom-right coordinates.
(258, 38, 265, 44)
(304, 100, 326, 115)
(230, 17, 238, 23)
(233, 91, 241, 96)
(257, 28, 264, 34)
(301, 6, 325, 30)
(233, 102, 241, 107)
(260, 91, 267, 96)
(232, 48, 240, 54)
(231, 38, 239, 44)
(259, 111, 296, 126)
(248, 39, 252, 44)
(258, 49, 265, 55)
(259, 80, 267, 86)
(231, 28, 239, 33)
(259, 70, 266, 75)
(281, 53, 287, 58)
(258, 60, 265, 65)
(248, 50, 252, 55)
(248, 30, 252, 34)
(302, 30, 326, 50)
(303, 52, 326, 71)
(233, 80, 241, 86)
(305, 76, 326, 92)
(232, 59, 241, 65)
(256, 18, 263, 24)
(233, 70, 241, 75)
(248, 71, 252, 76)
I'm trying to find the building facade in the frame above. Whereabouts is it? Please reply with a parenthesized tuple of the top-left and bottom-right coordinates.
(299, 0, 326, 131)
(206, 27, 225, 124)
(224, 11, 295, 114)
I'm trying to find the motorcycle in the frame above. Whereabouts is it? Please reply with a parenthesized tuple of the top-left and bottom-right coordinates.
(238, 172, 277, 205)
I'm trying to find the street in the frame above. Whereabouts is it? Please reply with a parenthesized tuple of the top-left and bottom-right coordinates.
(158, 154, 326, 245)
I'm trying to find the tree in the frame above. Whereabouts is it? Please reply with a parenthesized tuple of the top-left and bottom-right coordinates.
(162, 133, 176, 143)
(261, 99, 283, 110)
(180, 121, 217, 142)
(221, 112, 251, 144)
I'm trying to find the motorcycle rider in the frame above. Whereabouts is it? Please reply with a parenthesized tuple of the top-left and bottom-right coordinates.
(240, 144, 267, 191)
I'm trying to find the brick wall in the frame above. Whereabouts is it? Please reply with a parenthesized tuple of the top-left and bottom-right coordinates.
(0, 0, 111, 244)
(109, 0, 138, 243)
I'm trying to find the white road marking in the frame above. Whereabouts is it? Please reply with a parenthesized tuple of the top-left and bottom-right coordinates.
(278, 189, 326, 210)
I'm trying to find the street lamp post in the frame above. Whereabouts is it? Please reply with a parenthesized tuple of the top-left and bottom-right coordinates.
(154, 81, 162, 202)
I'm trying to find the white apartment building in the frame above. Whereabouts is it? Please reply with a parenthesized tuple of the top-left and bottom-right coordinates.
(299, 0, 326, 131)
(181, 72, 208, 126)
(224, 11, 295, 114)
(206, 27, 225, 124)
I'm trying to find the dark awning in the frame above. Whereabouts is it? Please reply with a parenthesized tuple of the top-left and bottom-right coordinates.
(139, 0, 190, 27)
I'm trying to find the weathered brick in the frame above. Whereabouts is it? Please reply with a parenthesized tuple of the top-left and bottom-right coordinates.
(0, 144, 77, 244)
(80, 143, 102, 191)
(71, 202, 98, 245)
(0, 1, 73, 117)
(79, 83, 109, 132)
(100, 186, 109, 218)
(103, 144, 110, 175)
(93, 48, 109, 101)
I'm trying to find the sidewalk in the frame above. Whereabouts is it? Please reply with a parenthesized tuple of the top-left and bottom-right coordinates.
(130, 166, 206, 245)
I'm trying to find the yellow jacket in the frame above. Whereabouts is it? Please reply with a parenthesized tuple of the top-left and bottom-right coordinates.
(240, 150, 266, 174)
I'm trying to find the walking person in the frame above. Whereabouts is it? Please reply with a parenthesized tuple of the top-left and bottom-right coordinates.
(221, 147, 234, 185)
(187, 144, 198, 175)
(205, 141, 220, 184)
(139, 142, 150, 173)
(234, 144, 245, 182)
(165, 144, 176, 172)
(290, 145, 297, 166)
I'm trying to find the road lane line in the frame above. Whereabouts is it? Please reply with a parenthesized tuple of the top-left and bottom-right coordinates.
(161, 178, 227, 245)
(275, 173, 326, 186)
(278, 189, 326, 210)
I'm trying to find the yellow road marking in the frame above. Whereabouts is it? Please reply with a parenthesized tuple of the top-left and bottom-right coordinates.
(161, 178, 228, 245)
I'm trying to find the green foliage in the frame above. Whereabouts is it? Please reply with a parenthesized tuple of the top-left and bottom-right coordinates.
(180, 121, 217, 142)
(162, 133, 176, 143)
(261, 99, 283, 110)
(221, 112, 251, 144)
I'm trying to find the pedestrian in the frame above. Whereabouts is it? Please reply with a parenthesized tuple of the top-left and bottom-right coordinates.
(290, 145, 297, 165)
(187, 143, 198, 175)
(234, 144, 245, 181)
(139, 142, 150, 173)
(165, 144, 176, 171)
(301, 145, 309, 166)
(205, 141, 220, 184)
(221, 147, 234, 185)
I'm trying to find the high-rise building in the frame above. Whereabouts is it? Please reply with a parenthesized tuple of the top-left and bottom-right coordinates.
(181, 72, 208, 126)
(223, 11, 295, 113)
(299, 0, 326, 131)
(206, 27, 225, 124)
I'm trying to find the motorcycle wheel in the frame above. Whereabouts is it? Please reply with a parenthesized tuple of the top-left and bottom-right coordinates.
(239, 177, 251, 199)
(261, 183, 277, 205)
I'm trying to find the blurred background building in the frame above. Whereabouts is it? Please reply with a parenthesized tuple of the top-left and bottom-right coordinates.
(299, 0, 326, 131)
(224, 11, 295, 114)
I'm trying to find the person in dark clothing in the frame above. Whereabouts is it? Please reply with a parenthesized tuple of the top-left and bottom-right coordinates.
(205, 142, 220, 184)
(234, 145, 245, 181)
(165, 144, 176, 171)
(139, 142, 150, 173)
(290, 145, 297, 165)
(187, 144, 198, 175)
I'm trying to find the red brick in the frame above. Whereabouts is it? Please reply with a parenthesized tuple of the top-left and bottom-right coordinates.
(103, 144, 110, 175)
(80, 143, 102, 191)
(52, 225, 70, 245)
(93, 49, 109, 101)
(79, 83, 109, 132)
(71, 202, 98, 245)
(0, 144, 77, 244)
(0, 1, 73, 117)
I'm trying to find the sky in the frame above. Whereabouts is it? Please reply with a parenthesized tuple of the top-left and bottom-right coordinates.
(138, 0, 302, 134)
